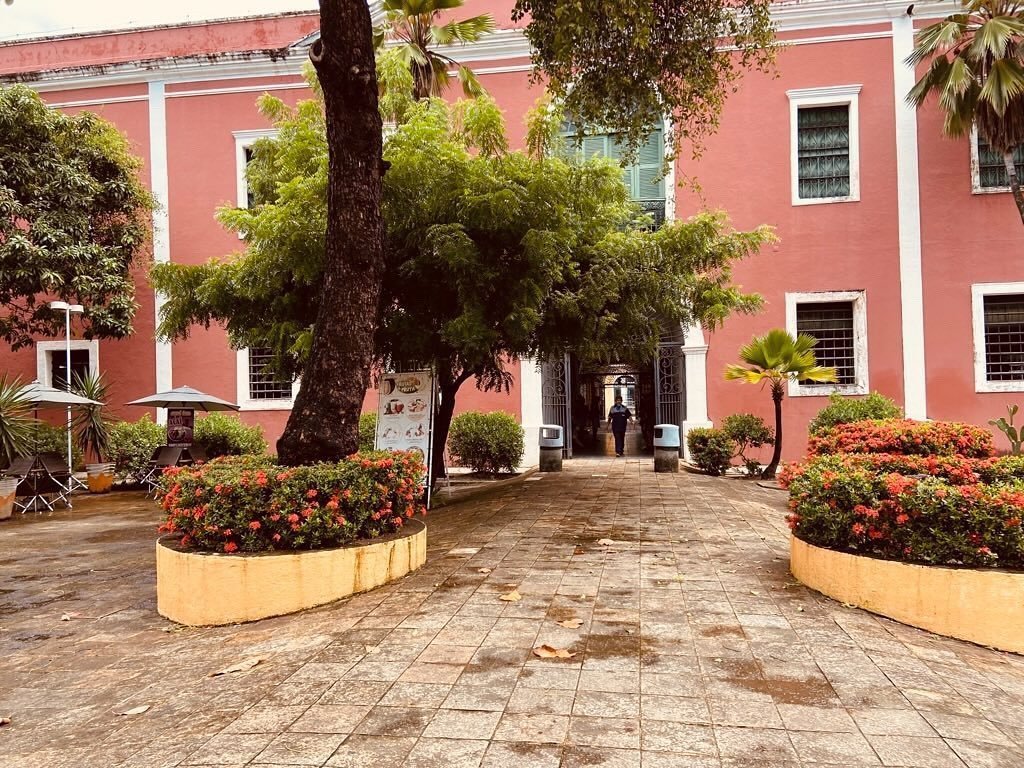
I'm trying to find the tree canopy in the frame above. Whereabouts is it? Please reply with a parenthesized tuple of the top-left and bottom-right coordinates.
(0, 84, 154, 350)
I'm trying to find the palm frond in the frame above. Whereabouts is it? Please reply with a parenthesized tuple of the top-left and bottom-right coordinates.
(431, 15, 496, 46)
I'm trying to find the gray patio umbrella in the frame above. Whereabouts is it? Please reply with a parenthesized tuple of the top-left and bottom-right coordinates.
(21, 380, 102, 407)
(126, 385, 239, 412)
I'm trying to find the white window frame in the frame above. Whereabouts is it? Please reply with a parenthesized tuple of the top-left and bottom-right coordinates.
(233, 129, 278, 237)
(787, 85, 862, 206)
(972, 282, 1024, 393)
(785, 290, 868, 397)
(236, 348, 300, 411)
(36, 340, 99, 388)
(970, 125, 1020, 195)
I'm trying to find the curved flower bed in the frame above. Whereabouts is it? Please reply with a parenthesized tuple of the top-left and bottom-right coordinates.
(156, 452, 426, 553)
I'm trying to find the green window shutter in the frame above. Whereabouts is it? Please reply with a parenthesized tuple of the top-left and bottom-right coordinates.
(977, 137, 1024, 189)
(797, 105, 851, 199)
(634, 129, 665, 201)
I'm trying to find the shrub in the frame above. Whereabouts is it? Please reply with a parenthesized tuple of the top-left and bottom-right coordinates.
(108, 415, 166, 482)
(783, 454, 1024, 568)
(156, 451, 425, 553)
(359, 412, 377, 452)
(721, 413, 773, 475)
(28, 422, 84, 470)
(686, 427, 734, 476)
(808, 392, 902, 436)
(809, 419, 994, 459)
(192, 413, 267, 458)
(448, 411, 524, 473)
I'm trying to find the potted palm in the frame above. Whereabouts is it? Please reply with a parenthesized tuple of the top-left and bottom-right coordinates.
(0, 375, 33, 519)
(73, 372, 114, 493)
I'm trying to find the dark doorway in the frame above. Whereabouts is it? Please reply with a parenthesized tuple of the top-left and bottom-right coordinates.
(571, 361, 656, 456)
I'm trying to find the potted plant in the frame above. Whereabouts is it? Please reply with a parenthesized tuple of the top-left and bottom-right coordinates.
(0, 375, 33, 519)
(72, 372, 114, 493)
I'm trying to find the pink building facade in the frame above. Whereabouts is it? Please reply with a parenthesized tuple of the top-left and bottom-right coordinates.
(1, 0, 1021, 464)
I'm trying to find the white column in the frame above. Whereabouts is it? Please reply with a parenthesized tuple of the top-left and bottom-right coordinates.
(681, 323, 713, 461)
(149, 81, 172, 424)
(891, 13, 928, 419)
(519, 357, 543, 469)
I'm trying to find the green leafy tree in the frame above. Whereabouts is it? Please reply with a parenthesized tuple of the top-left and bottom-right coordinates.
(272, 0, 776, 465)
(375, 0, 495, 100)
(724, 329, 837, 479)
(0, 85, 154, 350)
(908, 1, 1024, 224)
(153, 82, 772, 481)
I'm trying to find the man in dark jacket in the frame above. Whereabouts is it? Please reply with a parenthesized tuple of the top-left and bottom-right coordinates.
(607, 396, 633, 457)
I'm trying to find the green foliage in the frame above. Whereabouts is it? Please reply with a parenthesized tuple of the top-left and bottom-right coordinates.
(71, 371, 111, 462)
(0, 85, 154, 350)
(0, 374, 33, 468)
(990, 404, 1024, 455)
(28, 422, 84, 470)
(808, 392, 903, 436)
(511, 1, 776, 159)
(721, 413, 773, 475)
(448, 411, 525, 474)
(107, 415, 166, 482)
(725, 329, 838, 392)
(359, 412, 378, 452)
(686, 427, 734, 477)
(157, 452, 425, 553)
(783, 453, 1024, 568)
(192, 413, 267, 459)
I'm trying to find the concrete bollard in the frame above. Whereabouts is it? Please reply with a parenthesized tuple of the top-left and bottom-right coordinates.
(539, 424, 564, 472)
(653, 424, 680, 473)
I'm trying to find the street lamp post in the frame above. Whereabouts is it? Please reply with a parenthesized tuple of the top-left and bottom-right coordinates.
(48, 300, 85, 477)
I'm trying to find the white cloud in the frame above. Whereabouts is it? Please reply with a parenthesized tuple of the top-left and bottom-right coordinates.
(0, 0, 319, 42)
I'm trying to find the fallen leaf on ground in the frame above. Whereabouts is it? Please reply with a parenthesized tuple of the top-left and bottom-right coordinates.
(477, 568, 492, 574)
(557, 618, 584, 629)
(533, 644, 575, 659)
(116, 705, 149, 716)
(60, 614, 71, 621)
(597, 539, 615, 546)
(208, 657, 266, 677)
(0, 717, 10, 726)
(499, 589, 522, 602)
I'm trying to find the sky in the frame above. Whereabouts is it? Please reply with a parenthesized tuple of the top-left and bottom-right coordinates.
(0, 0, 319, 42)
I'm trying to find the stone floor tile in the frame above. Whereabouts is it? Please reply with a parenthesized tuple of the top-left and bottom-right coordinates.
(379, 682, 452, 708)
(775, 702, 857, 732)
(568, 715, 641, 749)
(572, 690, 641, 718)
(417, 645, 480, 665)
(441, 683, 512, 711)
(253, 732, 346, 766)
(866, 735, 969, 768)
(351, 706, 434, 737)
(640, 721, 717, 755)
(562, 746, 642, 767)
(182, 733, 276, 765)
(641, 695, 712, 724)
(492, 712, 569, 744)
(946, 739, 1023, 768)
(642, 756, 721, 768)
(713, 727, 797, 762)
(423, 708, 502, 740)
(404, 737, 489, 768)
(324, 734, 417, 767)
(221, 705, 307, 734)
(480, 741, 562, 768)
(318, 679, 391, 706)
(517, 666, 580, 690)
(580, 670, 640, 693)
(788, 730, 880, 765)
(709, 698, 783, 729)
(400, 662, 465, 684)
(506, 686, 575, 715)
(287, 704, 372, 734)
(922, 712, 1016, 746)
(852, 708, 938, 737)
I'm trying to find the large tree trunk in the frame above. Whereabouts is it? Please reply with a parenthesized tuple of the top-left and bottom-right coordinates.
(277, 0, 386, 466)
(761, 382, 784, 480)
(1003, 151, 1024, 227)
(430, 369, 473, 484)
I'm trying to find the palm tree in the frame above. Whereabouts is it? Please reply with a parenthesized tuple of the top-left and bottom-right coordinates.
(72, 371, 111, 463)
(0, 374, 33, 468)
(724, 329, 837, 479)
(375, 0, 495, 100)
(907, 1, 1024, 225)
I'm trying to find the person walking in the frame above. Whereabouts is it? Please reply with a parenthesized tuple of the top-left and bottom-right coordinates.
(607, 396, 633, 457)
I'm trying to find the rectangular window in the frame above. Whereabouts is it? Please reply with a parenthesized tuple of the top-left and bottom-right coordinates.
(248, 348, 293, 400)
(243, 146, 256, 209)
(982, 294, 1024, 382)
(976, 135, 1024, 190)
(796, 301, 856, 385)
(50, 349, 91, 390)
(797, 105, 851, 200)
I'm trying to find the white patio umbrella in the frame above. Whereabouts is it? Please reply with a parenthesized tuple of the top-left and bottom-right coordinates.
(126, 385, 239, 411)
(20, 380, 103, 475)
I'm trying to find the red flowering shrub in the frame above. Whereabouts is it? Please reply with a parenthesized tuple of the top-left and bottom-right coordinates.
(809, 419, 994, 459)
(156, 451, 425, 553)
(783, 454, 1024, 567)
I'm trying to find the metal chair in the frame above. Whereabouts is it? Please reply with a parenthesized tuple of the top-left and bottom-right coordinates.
(182, 445, 207, 464)
(38, 453, 73, 508)
(142, 446, 183, 495)
(8, 456, 63, 513)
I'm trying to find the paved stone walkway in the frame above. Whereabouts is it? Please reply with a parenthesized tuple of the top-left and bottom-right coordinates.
(2, 459, 1024, 767)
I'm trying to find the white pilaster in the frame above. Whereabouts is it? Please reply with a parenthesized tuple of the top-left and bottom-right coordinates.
(681, 323, 713, 461)
(149, 80, 172, 424)
(891, 13, 928, 419)
(519, 357, 544, 469)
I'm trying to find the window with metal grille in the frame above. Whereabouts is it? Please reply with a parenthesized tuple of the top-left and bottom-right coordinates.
(796, 301, 856, 385)
(983, 294, 1024, 381)
(797, 106, 851, 199)
(248, 348, 293, 400)
(977, 136, 1024, 190)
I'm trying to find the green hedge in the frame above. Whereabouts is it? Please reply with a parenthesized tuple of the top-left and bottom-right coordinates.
(28, 422, 84, 470)
(193, 413, 267, 458)
(108, 415, 166, 482)
(157, 452, 425, 553)
(686, 427, 733, 476)
(359, 412, 377, 452)
(808, 392, 902, 436)
(809, 419, 994, 459)
(448, 411, 524, 474)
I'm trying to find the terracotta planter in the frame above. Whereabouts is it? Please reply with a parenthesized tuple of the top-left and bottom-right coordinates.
(156, 519, 427, 626)
(0, 477, 17, 520)
(86, 463, 115, 494)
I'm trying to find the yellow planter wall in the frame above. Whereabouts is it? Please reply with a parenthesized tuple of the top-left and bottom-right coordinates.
(157, 519, 426, 626)
(791, 536, 1024, 654)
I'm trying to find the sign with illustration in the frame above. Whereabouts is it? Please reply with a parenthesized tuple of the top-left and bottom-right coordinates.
(167, 408, 195, 446)
(375, 370, 435, 493)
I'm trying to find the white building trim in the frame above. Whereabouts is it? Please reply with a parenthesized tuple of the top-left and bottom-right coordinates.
(681, 324, 713, 461)
(149, 80, 173, 424)
(971, 282, 1024, 393)
(234, 128, 279, 211)
(519, 357, 543, 469)
(235, 349, 300, 411)
(35, 340, 99, 388)
(785, 290, 869, 397)
(787, 84, 862, 206)
(891, 13, 928, 419)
